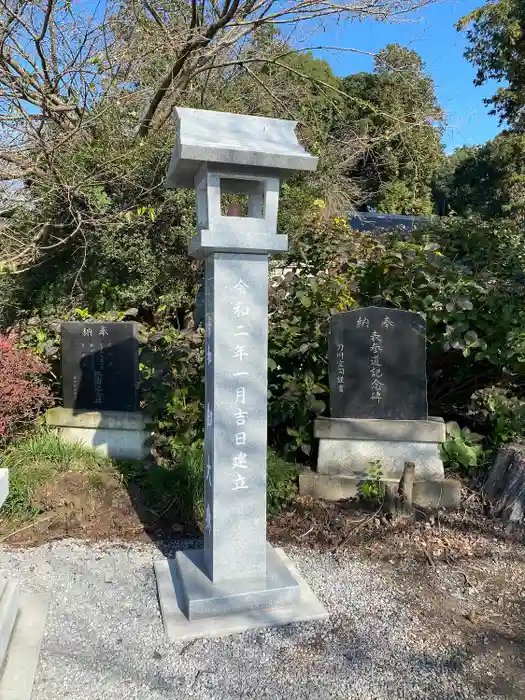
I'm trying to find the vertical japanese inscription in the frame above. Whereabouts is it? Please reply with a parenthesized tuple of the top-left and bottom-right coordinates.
(61, 321, 139, 412)
(359, 314, 395, 403)
(336, 344, 345, 393)
(329, 307, 427, 421)
(203, 255, 268, 582)
(231, 278, 250, 491)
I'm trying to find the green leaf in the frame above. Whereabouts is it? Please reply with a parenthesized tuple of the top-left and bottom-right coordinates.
(268, 358, 277, 371)
(455, 441, 477, 467)
(457, 297, 473, 311)
(446, 421, 461, 438)
(309, 398, 326, 414)
(464, 330, 479, 345)
(299, 295, 312, 308)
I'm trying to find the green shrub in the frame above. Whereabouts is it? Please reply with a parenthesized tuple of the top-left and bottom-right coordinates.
(267, 452, 298, 515)
(359, 461, 386, 503)
(471, 387, 525, 446)
(439, 421, 483, 473)
(118, 440, 205, 524)
(8, 211, 525, 463)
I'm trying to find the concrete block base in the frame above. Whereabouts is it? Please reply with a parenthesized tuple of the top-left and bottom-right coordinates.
(315, 417, 445, 481)
(46, 408, 151, 461)
(154, 547, 328, 641)
(175, 544, 300, 620)
(299, 471, 461, 509)
(300, 472, 358, 501)
(0, 592, 50, 700)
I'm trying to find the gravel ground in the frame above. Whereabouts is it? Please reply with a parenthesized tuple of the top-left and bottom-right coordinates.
(0, 539, 506, 700)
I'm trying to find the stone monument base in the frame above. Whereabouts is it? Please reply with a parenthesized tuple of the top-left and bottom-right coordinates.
(299, 471, 461, 508)
(314, 416, 446, 481)
(45, 407, 151, 461)
(154, 545, 327, 641)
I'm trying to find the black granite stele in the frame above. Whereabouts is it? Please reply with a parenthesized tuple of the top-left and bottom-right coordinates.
(61, 322, 139, 412)
(328, 307, 427, 421)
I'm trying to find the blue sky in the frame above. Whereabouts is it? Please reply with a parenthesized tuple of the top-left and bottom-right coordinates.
(308, 0, 502, 152)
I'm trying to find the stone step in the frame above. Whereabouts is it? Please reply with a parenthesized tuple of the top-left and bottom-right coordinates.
(0, 578, 20, 672)
(0, 592, 50, 700)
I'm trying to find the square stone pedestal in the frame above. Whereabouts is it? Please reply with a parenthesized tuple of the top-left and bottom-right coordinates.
(45, 407, 151, 460)
(314, 416, 445, 481)
(154, 545, 327, 641)
(299, 416, 453, 504)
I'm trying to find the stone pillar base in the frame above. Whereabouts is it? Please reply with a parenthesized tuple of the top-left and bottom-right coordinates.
(154, 545, 327, 641)
(45, 408, 151, 461)
(314, 416, 446, 481)
(175, 543, 299, 621)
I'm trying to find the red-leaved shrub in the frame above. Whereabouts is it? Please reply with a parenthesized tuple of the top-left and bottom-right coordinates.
(0, 335, 54, 439)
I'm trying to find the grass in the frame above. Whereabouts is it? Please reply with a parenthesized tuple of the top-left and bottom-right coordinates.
(0, 430, 299, 530)
(1, 429, 115, 520)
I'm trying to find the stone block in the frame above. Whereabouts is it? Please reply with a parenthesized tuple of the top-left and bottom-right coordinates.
(57, 426, 149, 460)
(154, 547, 328, 641)
(166, 108, 318, 189)
(314, 417, 445, 442)
(45, 409, 150, 461)
(189, 228, 288, 258)
(484, 444, 525, 522)
(175, 544, 300, 621)
(0, 592, 50, 700)
(317, 438, 444, 481)
(299, 470, 461, 509)
(46, 407, 150, 430)
(299, 472, 358, 500)
(412, 479, 461, 509)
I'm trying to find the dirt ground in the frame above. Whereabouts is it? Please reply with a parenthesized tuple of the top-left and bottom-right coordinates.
(2, 473, 525, 698)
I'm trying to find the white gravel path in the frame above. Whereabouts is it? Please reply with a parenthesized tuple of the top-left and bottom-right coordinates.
(0, 539, 504, 700)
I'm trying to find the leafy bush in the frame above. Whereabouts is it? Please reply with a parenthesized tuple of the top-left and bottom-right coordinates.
(471, 387, 525, 446)
(0, 335, 53, 440)
(267, 452, 298, 515)
(9, 210, 525, 463)
(139, 327, 204, 454)
(440, 421, 483, 473)
(359, 461, 386, 503)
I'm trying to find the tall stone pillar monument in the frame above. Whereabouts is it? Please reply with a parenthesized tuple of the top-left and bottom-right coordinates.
(154, 107, 328, 640)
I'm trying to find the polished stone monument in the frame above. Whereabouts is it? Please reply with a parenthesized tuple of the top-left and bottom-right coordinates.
(300, 307, 448, 503)
(46, 321, 149, 460)
(154, 107, 327, 639)
(328, 307, 427, 421)
(61, 321, 140, 412)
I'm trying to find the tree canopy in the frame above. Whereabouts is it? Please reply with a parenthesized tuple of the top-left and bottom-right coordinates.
(0, 0, 448, 326)
(458, 0, 525, 131)
(336, 44, 444, 215)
